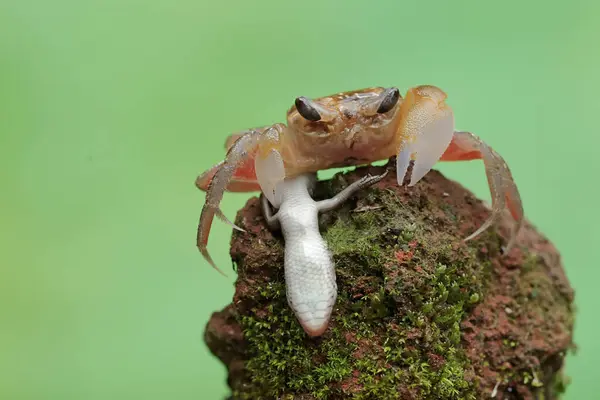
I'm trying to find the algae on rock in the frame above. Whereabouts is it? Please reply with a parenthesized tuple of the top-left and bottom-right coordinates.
(204, 161, 575, 400)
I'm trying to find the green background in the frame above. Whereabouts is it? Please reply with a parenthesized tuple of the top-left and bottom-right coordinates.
(1, 0, 597, 398)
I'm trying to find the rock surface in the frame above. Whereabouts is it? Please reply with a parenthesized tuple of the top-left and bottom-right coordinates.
(204, 161, 575, 400)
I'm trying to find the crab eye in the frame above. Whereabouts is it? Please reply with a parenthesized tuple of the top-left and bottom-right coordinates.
(295, 97, 322, 122)
(376, 87, 400, 114)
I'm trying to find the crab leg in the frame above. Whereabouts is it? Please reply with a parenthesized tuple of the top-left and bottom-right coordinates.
(195, 127, 286, 193)
(194, 160, 260, 238)
(195, 158, 261, 193)
(195, 133, 281, 240)
(224, 133, 245, 151)
(440, 131, 524, 253)
(195, 131, 264, 193)
(197, 125, 286, 275)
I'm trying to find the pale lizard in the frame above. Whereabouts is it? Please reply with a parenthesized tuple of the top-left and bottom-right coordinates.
(261, 170, 388, 337)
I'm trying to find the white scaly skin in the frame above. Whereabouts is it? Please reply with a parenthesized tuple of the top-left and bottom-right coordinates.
(261, 170, 388, 337)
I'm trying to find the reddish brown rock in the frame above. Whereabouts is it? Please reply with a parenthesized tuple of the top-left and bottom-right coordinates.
(204, 161, 575, 400)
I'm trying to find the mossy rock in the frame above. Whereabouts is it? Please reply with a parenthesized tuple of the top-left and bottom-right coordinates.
(204, 161, 575, 400)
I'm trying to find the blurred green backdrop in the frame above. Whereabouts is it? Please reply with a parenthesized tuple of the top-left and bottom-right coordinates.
(1, 0, 598, 398)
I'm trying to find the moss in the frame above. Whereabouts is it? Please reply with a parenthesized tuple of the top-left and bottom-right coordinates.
(323, 215, 384, 274)
(231, 175, 489, 400)
(208, 165, 575, 400)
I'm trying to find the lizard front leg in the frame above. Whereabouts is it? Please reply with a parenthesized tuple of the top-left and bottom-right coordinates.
(316, 170, 389, 213)
(260, 193, 281, 231)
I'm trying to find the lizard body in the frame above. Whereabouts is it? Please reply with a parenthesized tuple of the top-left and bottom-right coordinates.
(261, 171, 387, 336)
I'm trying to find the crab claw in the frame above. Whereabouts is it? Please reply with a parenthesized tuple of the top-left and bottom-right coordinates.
(197, 128, 272, 275)
(255, 148, 285, 208)
(254, 129, 286, 208)
(396, 86, 454, 186)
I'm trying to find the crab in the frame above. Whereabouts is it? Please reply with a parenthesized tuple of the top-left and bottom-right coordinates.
(195, 85, 524, 275)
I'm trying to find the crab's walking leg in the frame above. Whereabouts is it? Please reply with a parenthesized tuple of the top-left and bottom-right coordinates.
(195, 131, 267, 193)
(316, 170, 389, 213)
(197, 125, 286, 274)
(196, 160, 260, 231)
(440, 131, 524, 253)
(195, 159, 262, 193)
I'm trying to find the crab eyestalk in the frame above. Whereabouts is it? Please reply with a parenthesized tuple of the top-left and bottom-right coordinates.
(294, 97, 338, 122)
(359, 87, 402, 116)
